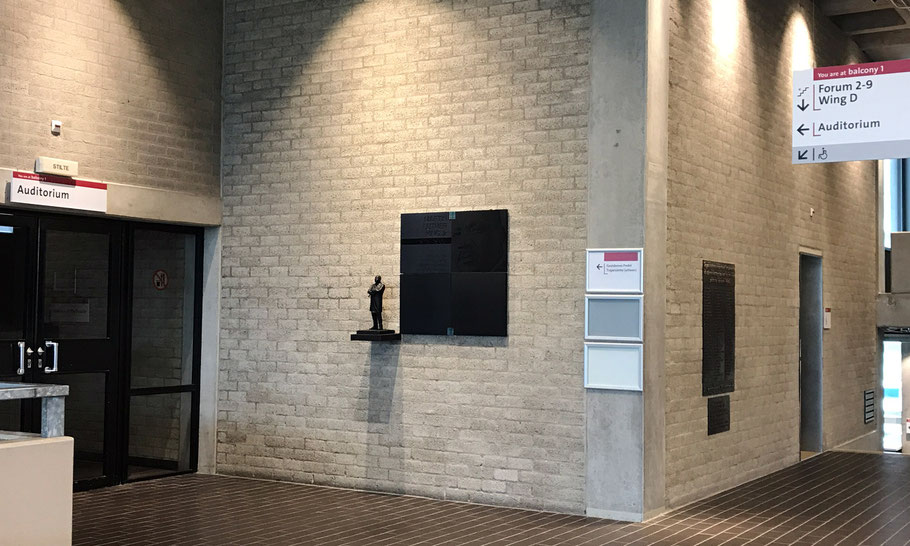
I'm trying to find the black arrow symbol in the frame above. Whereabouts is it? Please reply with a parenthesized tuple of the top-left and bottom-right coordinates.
(797, 150, 808, 161)
(797, 124, 809, 136)
(596, 264, 603, 271)
(797, 99, 809, 112)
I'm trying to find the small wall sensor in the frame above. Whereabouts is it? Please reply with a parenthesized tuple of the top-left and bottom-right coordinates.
(809, 207, 815, 218)
(51, 120, 62, 135)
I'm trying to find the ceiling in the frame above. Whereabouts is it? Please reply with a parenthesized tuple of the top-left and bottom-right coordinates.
(818, 0, 910, 60)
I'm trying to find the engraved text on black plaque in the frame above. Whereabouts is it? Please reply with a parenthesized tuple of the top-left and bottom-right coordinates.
(702, 260, 735, 396)
(707, 395, 731, 435)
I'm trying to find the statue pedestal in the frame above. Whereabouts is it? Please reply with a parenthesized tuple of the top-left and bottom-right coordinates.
(351, 329, 401, 341)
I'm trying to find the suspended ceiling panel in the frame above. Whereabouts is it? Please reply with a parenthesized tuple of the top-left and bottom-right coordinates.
(817, 0, 910, 60)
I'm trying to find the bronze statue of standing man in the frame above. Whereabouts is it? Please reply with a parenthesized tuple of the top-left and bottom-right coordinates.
(368, 275, 385, 330)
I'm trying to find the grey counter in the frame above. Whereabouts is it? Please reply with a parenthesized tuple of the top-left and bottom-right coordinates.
(0, 382, 69, 438)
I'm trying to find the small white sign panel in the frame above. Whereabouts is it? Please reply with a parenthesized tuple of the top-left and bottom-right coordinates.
(584, 343, 643, 391)
(8, 171, 107, 213)
(35, 156, 78, 177)
(793, 59, 910, 164)
(586, 249, 643, 293)
(824, 307, 831, 330)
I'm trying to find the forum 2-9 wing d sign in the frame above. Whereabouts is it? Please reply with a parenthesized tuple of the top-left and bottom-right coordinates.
(793, 59, 910, 164)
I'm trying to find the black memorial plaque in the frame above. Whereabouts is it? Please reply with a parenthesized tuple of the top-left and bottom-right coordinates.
(707, 395, 731, 435)
(400, 210, 508, 336)
(702, 260, 735, 396)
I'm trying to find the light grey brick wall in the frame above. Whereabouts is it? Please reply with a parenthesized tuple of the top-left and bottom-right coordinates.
(220, 0, 591, 513)
(665, 0, 878, 508)
(0, 0, 221, 197)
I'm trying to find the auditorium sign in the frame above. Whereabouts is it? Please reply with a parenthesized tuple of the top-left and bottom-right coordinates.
(793, 59, 910, 164)
(6, 170, 107, 213)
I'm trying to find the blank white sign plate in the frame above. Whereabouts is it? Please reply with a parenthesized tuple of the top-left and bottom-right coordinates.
(584, 343, 643, 391)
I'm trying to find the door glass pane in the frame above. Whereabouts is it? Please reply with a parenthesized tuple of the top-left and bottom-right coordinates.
(54, 373, 107, 481)
(0, 223, 30, 430)
(128, 392, 192, 480)
(0, 224, 29, 340)
(131, 230, 196, 388)
(43, 230, 109, 339)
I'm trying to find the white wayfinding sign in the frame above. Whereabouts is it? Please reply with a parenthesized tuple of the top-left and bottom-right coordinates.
(8, 171, 107, 213)
(586, 249, 643, 293)
(793, 59, 910, 164)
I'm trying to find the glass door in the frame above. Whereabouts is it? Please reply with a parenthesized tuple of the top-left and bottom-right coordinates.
(35, 216, 123, 489)
(0, 215, 37, 432)
(0, 212, 123, 489)
(0, 210, 200, 489)
(124, 227, 200, 481)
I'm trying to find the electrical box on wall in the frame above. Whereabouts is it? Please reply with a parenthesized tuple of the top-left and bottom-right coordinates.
(824, 307, 831, 330)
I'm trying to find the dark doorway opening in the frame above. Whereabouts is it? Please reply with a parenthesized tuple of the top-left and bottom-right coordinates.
(799, 253, 824, 458)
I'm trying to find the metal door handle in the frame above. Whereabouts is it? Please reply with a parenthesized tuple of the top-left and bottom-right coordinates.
(44, 341, 58, 373)
(17, 342, 25, 375)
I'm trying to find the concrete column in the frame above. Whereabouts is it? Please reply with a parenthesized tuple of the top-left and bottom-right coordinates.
(585, 0, 668, 522)
(198, 227, 221, 473)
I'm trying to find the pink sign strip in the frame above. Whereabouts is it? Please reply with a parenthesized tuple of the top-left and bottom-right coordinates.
(13, 171, 107, 190)
(814, 59, 910, 81)
(603, 252, 639, 262)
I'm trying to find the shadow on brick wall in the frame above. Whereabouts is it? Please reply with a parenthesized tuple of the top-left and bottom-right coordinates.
(368, 342, 401, 424)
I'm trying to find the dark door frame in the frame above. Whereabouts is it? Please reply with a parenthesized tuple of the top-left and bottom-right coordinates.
(39, 214, 124, 490)
(118, 221, 203, 483)
(0, 209, 124, 490)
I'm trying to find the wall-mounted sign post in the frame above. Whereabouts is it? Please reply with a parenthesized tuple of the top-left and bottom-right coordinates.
(584, 248, 644, 391)
(793, 59, 910, 164)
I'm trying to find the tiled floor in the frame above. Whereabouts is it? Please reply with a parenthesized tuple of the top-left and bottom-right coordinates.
(74, 451, 910, 545)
